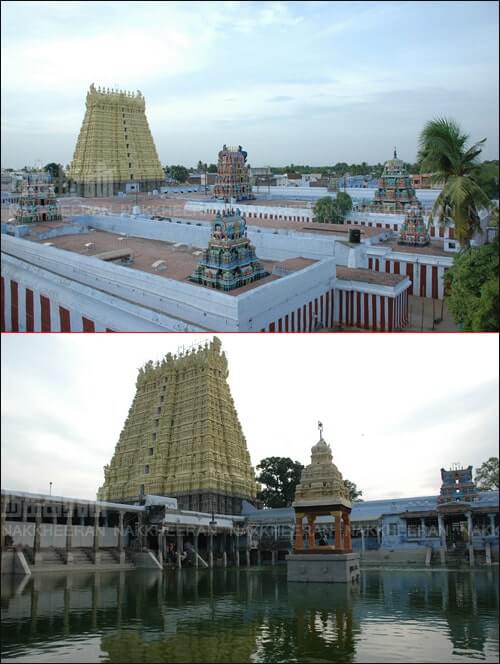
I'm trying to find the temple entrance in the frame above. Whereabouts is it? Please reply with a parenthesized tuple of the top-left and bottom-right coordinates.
(445, 515, 468, 545)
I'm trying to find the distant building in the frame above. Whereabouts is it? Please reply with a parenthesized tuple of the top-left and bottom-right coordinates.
(412, 173, 434, 189)
(69, 84, 164, 197)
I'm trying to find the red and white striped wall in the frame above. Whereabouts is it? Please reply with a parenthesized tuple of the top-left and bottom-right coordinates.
(261, 288, 336, 332)
(261, 285, 409, 332)
(0, 276, 114, 332)
(334, 287, 408, 331)
(367, 255, 451, 299)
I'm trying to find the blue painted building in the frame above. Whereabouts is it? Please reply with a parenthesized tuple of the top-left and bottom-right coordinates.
(242, 484, 499, 563)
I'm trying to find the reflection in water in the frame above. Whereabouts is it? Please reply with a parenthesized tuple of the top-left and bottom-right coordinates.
(1, 568, 498, 663)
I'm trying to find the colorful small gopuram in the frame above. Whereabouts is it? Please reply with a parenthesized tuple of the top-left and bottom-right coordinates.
(438, 464, 478, 505)
(292, 422, 353, 554)
(213, 145, 254, 202)
(371, 148, 421, 213)
(398, 204, 430, 246)
(190, 208, 267, 291)
(14, 182, 62, 224)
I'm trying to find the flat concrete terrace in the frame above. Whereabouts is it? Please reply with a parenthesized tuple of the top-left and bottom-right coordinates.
(28, 228, 317, 296)
(336, 266, 407, 286)
(378, 238, 453, 257)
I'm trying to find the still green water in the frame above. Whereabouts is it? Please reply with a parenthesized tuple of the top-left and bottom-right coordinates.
(1, 567, 498, 663)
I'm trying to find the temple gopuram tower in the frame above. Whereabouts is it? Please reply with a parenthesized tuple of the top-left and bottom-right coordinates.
(14, 182, 62, 224)
(190, 209, 267, 291)
(213, 145, 254, 201)
(287, 423, 360, 583)
(371, 148, 420, 213)
(398, 205, 430, 246)
(97, 337, 257, 515)
(69, 84, 164, 197)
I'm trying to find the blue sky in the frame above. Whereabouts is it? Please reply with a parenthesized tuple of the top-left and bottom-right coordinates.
(1, 1, 498, 168)
(1, 334, 498, 501)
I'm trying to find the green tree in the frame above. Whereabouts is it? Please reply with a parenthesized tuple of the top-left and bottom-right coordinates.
(445, 235, 499, 331)
(475, 457, 500, 490)
(417, 117, 493, 246)
(472, 161, 499, 200)
(335, 192, 353, 216)
(167, 165, 189, 183)
(313, 196, 344, 224)
(256, 457, 304, 508)
(44, 162, 63, 179)
(207, 163, 218, 173)
(343, 479, 363, 502)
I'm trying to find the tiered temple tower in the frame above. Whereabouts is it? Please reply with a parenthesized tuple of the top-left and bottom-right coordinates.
(213, 145, 254, 201)
(438, 464, 478, 505)
(69, 84, 164, 197)
(97, 337, 257, 515)
(190, 209, 267, 291)
(14, 182, 62, 224)
(398, 204, 430, 246)
(371, 148, 420, 213)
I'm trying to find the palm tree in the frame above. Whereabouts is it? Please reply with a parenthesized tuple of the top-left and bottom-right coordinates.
(417, 117, 493, 247)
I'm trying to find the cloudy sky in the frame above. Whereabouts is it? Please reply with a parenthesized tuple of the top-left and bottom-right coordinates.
(1, 1, 498, 169)
(1, 333, 498, 502)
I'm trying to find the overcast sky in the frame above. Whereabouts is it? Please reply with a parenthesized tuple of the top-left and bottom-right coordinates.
(1, 333, 498, 503)
(1, 0, 498, 169)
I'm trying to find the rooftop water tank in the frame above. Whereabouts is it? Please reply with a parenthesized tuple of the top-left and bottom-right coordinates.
(349, 228, 361, 243)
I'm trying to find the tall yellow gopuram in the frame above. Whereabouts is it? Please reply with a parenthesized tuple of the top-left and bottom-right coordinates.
(69, 84, 164, 197)
(97, 337, 257, 514)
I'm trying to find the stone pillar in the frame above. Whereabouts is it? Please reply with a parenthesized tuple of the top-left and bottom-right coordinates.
(65, 503, 73, 564)
(235, 532, 240, 567)
(137, 512, 145, 549)
(209, 533, 214, 568)
(0, 494, 7, 550)
(306, 515, 316, 549)
(245, 547, 250, 567)
(343, 514, 352, 552)
(256, 550, 261, 566)
(360, 527, 365, 553)
(468, 544, 475, 567)
(334, 512, 342, 550)
(34, 503, 43, 565)
(118, 512, 126, 564)
(22, 499, 29, 523)
(485, 542, 492, 566)
(489, 514, 496, 537)
(420, 518, 426, 538)
(466, 512, 473, 544)
(93, 507, 101, 565)
(223, 550, 228, 567)
(271, 550, 276, 566)
(194, 532, 199, 568)
(176, 530, 183, 569)
(438, 514, 446, 547)
(158, 530, 163, 566)
(294, 513, 304, 551)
